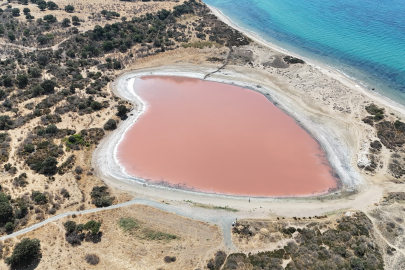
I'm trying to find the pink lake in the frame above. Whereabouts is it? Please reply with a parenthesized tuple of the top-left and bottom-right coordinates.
(117, 76, 338, 196)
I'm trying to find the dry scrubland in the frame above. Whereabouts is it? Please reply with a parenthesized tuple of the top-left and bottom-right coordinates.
(0, 0, 405, 269)
(0, 0, 249, 241)
(0, 204, 223, 269)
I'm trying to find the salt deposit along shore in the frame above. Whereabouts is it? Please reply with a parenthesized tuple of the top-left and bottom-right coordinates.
(92, 5, 405, 217)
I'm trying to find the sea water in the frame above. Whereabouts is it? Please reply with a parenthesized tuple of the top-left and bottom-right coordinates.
(204, 0, 405, 103)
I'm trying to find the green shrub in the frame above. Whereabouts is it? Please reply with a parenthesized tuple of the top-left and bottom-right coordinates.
(5, 221, 14, 232)
(0, 201, 13, 225)
(84, 220, 101, 234)
(5, 238, 41, 267)
(24, 144, 35, 153)
(142, 228, 177, 241)
(103, 119, 117, 130)
(64, 220, 77, 233)
(119, 217, 139, 232)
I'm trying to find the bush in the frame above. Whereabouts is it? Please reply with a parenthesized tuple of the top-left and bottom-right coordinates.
(119, 217, 139, 232)
(40, 156, 58, 175)
(32, 84, 44, 96)
(117, 105, 128, 116)
(0, 201, 13, 225)
(75, 224, 84, 232)
(90, 101, 102, 110)
(4, 163, 12, 171)
(5, 221, 14, 232)
(85, 254, 100, 265)
(350, 257, 364, 270)
(66, 230, 85, 246)
(64, 220, 77, 233)
(94, 196, 113, 207)
(24, 144, 35, 153)
(16, 74, 28, 88)
(0, 115, 14, 130)
(5, 238, 41, 268)
(11, 8, 20, 17)
(41, 80, 57, 93)
(143, 229, 177, 241)
(164, 256, 176, 263)
(62, 18, 71, 27)
(34, 193, 48, 204)
(84, 220, 101, 234)
(74, 166, 83, 174)
(103, 119, 117, 130)
(65, 5, 74, 13)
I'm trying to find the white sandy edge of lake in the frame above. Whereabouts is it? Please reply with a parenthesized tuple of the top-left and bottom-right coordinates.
(92, 66, 387, 217)
(92, 65, 363, 209)
(90, 5, 405, 216)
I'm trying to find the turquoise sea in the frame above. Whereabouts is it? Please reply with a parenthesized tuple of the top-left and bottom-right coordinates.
(204, 0, 405, 103)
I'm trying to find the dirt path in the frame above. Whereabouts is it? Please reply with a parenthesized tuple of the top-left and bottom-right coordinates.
(0, 198, 237, 251)
(0, 37, 73, 52)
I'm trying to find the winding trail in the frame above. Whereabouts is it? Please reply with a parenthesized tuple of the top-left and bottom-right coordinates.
(0, 198, 237, 251)
(0, 37, 74, 52)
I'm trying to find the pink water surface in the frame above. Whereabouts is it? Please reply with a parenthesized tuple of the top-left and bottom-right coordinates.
(117, 76, 338, 196)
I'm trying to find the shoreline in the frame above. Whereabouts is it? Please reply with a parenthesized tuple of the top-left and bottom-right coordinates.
(93, 67, 357, 201)
(207, 4, 405, 117)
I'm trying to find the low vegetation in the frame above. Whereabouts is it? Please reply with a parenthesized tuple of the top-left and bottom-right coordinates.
(91, 186, 114, 207)
(5, 238, 41, 268)
(184, 200, 238, 212)
(207, 250, 227, 270)
(118, 217, 139, 232)
(84, 254, 100, 265)
(63, 219, 102, 246)
(227, 212, 384, 270)
(118, 216, 178, 241)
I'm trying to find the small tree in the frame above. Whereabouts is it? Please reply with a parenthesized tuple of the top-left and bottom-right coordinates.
(90, 101, 102, 110)
(5, 238, 41, 268)
(16, 74, 29, 88)
(29, 67, 41, 78)
(38, 3, 46, 11)
(5, 221, 14, 232)
(65, 5, 74, 13)
(46, 1, 58, 10)
(0, 201, 13, 225)
(41, 157, 58, 175)
(103, 119, 117, 130)
(11, 8, 20, 17)
(23, 7, 30, 15)
(62, 18, 71, 27)
(64, 220, 77, 233)
(23, 29, 30, 36)
(0, 115, 14, 130)
(72, 15, 79, 25)
(8, 31, 15, 41)
(41, 80, 56, 93)
(43, 14, 56, 23)
(117, 105, 128, 116)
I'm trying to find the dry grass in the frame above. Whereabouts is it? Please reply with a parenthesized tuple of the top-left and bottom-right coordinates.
(0, 204, 223, 269)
